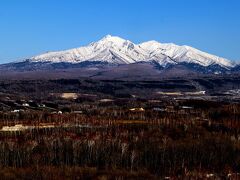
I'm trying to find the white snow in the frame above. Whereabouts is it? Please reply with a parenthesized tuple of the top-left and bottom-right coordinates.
(30, 35, 235, 68)
(139, 41, 234, 68)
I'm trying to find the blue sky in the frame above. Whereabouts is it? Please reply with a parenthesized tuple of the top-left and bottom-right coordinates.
(0, 0, 240, 63)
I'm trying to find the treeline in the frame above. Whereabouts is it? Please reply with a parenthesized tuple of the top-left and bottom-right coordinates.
(0, 102, 239, 178)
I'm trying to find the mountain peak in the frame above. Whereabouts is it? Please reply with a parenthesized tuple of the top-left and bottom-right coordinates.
(104, 34, 112, 38)
(98, 35, 127, 44)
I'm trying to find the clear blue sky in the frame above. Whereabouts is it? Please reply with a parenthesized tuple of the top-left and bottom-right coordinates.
(0, 0, 240, 63)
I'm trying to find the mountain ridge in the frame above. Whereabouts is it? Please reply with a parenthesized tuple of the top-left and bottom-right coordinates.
(29, 35, 235, 69)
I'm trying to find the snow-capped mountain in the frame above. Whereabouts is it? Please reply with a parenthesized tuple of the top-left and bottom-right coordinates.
(29, 35, 234, 69)
(31, 35, 149, 64)
(2, 35, 238, 77)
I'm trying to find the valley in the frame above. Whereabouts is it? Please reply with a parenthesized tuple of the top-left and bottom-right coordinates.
(0, 77, 239, 178)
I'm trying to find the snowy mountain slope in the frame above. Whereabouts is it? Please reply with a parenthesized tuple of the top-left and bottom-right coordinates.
(31, 35, 149, 64)
(139, 41, 234, 68)
(28, 35, 235, 70)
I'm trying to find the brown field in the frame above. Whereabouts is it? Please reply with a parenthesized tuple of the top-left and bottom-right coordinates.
(0, 78, 239, 178)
